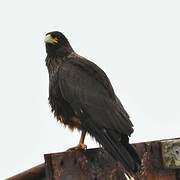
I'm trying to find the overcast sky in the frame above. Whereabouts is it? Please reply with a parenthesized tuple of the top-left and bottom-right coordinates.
(0, 0, 180, 179)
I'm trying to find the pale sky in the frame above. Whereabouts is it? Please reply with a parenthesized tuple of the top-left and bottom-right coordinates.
(0, 0, 180, 179)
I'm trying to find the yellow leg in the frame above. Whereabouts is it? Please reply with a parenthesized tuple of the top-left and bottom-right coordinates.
(67, 131, 87, 151)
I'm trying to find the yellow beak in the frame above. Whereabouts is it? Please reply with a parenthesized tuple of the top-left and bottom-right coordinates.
(44, 34, 58, 44)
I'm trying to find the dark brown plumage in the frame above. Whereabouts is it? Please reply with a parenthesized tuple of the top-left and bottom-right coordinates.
(44, 31, 141, 174)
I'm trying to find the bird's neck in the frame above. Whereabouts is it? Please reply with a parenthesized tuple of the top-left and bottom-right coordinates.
(46, 43, 74, 58)
(45, 55, 64, 75)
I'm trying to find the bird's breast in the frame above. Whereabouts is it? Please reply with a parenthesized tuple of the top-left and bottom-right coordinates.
(48, 73, 82, 130)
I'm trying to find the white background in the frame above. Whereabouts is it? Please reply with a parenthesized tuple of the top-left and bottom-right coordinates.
(0, 0, 180, 179)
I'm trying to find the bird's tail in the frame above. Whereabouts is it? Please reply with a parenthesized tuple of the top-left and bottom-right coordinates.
(99, 129, 141, 173)
(82, 118, 141, 174)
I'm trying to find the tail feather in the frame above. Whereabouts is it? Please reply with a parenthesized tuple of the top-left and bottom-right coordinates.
(121, 134, 141, 169)
(82, 120, 140, 174)
(101, 129, 140, 173)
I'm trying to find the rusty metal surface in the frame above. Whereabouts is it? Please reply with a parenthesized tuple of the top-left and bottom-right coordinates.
(6, 163, 46, 180)
(45, 138, 180, 180)
(7, 137, 180, 180)
(45, 148, 128, 180)
(134, 141, 179, 180)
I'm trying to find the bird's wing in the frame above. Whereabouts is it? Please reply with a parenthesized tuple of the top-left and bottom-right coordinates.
(58, 57, 140, 173)
(59, 58, 133, 135)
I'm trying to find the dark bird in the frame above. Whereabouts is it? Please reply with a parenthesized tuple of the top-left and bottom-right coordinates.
(44, 31, 141, 173)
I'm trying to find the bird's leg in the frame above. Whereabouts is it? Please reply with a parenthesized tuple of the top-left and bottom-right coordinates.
(78, 130, 87, 149)
(67, 131, 87, 151)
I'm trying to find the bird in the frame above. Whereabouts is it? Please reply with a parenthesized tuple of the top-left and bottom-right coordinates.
(44, 31, 141, 174)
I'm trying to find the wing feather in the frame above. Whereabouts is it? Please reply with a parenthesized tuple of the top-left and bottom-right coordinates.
(59, 58, 133, 135)
(58, 57, 140, 173)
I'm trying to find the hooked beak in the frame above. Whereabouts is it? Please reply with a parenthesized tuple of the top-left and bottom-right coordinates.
(44, 34, 58, 44)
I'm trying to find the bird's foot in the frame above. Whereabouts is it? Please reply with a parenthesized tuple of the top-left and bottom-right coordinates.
(66, 143, 87, 152)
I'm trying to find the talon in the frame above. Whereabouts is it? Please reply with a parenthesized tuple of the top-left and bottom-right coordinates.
(66, 143, 87, 152)
(80, 143, 87, 150)
(66, 131, 87, 152)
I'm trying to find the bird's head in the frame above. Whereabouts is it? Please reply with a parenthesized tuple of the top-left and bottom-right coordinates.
(44, 31, 73, 57)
